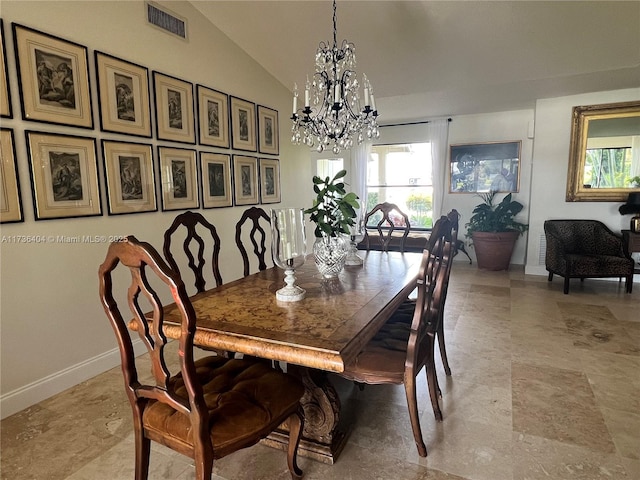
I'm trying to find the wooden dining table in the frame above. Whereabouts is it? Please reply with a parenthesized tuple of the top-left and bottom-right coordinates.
(158, 250, 423, 463)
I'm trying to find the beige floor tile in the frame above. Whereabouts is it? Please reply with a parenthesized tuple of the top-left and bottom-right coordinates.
(512, 432, 630, 479)
(512, 362, 616, 454)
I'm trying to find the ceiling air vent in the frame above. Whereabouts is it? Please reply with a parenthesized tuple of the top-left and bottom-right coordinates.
(146, 2, 187, 40)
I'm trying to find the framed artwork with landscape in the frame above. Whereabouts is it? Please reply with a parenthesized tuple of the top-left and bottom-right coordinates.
(200, 152, 232, 208)
(13, 23, 93, 128)
(259, 158, 280, 204)
(95, 51, 151, 137)
(153, 71, 195, 144)
(102, 140, 156, 215)
(449, 141, 521, 194)
(0, 129, 23, 223)
(233, 155, 258, 205)
(230, 96, 256, 152)
(25, 131, 102, 220)
(197, 85, 229, 148)
(257, 105, 279, 155)
(1, 20, 13, 118)
(158, 146, 198, 211)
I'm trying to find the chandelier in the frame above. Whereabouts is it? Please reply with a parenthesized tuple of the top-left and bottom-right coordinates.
(291, 0, 379, 154)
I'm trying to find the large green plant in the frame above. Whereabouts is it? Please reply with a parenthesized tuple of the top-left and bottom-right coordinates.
(465, 191, 528, 238)
(305, 170, 360, 238)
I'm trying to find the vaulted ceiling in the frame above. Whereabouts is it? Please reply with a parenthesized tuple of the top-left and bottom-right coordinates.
(191, 1, 640, 122)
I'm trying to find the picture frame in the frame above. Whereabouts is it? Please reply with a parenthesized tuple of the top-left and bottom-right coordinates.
(232, 155, 259, 205)
(158, 146, 198, 211)
(449, 141, 521, 194)
(25, 131, 102, 220)
(197, 85, 229, 148)
(200, 152, 232, 208)
(153, 71, 195, 144)
(102, 140, 157, 215)
(230, 96, 256, 152)
(0, 129, 23, 223)
(257, 105, 279, 155)
(13, 23, 93, 128)
(1, 20, 13, 118)
(259, 158, 281, 204)
(95, 51, 151, 138)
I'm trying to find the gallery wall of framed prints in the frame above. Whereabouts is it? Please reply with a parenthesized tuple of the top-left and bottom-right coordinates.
(1, 17, 284, 225)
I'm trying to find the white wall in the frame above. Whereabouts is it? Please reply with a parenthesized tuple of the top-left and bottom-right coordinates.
(525, 88, 640, 275)
(0, 1, 310, 418)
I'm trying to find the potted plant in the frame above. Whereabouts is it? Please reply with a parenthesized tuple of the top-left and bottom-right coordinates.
(629, 176, 640, 188)
(465, 190, 528, 271)
(304, 169, 360, 277)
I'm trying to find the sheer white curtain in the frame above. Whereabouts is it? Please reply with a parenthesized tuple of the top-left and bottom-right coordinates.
(631, 135, 640, 178)
(352, 141, 371, 219)
(427, 119, 450, 218)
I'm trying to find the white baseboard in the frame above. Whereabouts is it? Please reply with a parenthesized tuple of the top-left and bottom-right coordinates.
(0, 340, 146, 420)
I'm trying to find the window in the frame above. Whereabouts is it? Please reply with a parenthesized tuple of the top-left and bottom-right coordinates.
(366, 143, 433, 229)
(315, 157, 344, 179)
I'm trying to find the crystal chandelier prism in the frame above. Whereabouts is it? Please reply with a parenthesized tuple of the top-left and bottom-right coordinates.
(291, 0, 379, 154)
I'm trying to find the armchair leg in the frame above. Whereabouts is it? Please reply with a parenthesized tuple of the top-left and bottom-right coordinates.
(564, 276, 570, 294)
(548, 272, 553, 281)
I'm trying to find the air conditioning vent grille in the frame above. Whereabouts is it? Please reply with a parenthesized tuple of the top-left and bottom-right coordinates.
(146, 2, 187, 40)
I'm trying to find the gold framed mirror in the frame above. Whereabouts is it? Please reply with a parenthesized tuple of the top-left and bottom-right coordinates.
(566, 100, 640, 202)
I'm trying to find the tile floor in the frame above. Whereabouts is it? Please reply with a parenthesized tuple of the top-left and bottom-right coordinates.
(2, 263, 639, 480)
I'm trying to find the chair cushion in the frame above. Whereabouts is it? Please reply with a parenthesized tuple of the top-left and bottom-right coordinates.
(566, 254, 634, 277)
(143, 357, 303, 458)
(341, 307, 415, 384)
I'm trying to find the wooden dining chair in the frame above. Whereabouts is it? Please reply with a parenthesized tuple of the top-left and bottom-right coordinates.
(235, 206, 271, 276)
(363, 202, 411, 252)
(163, 211, 223, 294)
(340, 216, 454, 457)
(98, 236, 305, 480)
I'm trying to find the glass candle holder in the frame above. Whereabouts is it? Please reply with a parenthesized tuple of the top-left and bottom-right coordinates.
(345, 217, 364, 266)
(271, 208, 307, 301)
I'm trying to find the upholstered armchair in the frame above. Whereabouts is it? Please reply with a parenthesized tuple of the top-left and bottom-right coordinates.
(544, 220, 634, 294)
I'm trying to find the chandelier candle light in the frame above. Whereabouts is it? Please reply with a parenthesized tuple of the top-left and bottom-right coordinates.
(271, 208, 307, 302)
(291, 0, 380, 154)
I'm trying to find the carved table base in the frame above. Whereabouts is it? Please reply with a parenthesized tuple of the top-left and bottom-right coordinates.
(262, 365, 352, 464)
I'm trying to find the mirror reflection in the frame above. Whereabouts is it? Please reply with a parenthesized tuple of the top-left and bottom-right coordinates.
(566, 100, 640, 202)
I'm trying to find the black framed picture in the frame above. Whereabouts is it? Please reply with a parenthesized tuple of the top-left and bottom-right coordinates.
(102, 140, 157, 215)
(197, 85, 229, 148)
(13, 23, 93, 128)
(153, 71, 195, 144)
(95, 51, 151, 137)
(230, 96, 257, 152)
(257, 105, 279, 155)
(449, 141, 521, 193)
(25, 130, 102, 220)
(1, 20, 13, 119)
(158, 146, 199, 210)
(0, 129, 22, 223)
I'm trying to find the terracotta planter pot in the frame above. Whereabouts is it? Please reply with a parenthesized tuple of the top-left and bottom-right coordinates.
(471, 231, 520, 271)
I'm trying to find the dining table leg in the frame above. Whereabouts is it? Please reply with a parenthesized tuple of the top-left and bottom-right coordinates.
(263, 364, 351, 464)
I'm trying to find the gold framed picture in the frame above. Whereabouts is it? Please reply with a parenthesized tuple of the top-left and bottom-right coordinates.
(259, 158, 281, 204)
(159, 146, 198, 210)
(26, 131, 102, 220)
(1, 20, 13, 118)
(0, 129, 22, 223)
(153, 71, 195, 144)
(95, 51, 151, 137)
(197, 85, 229, 148)
(102, 140, 157, 215)
(13, 23, 93, 128)
(233, 155, 258, 205)
(257, 105, 279, 155)
(230, 96, 256, 152)
(200, 152, 232, 208)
